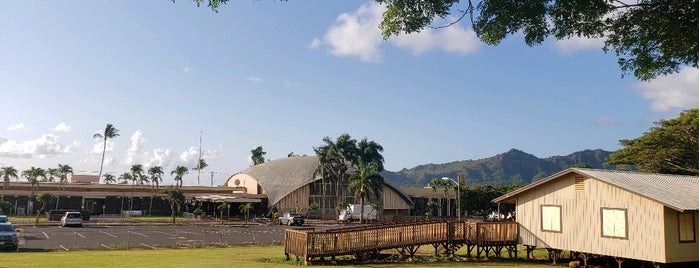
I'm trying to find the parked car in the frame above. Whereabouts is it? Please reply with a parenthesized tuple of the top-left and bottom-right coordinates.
(60, 211, 83, 227)
(0, 223, 18, 251)
(0, 215, 8, 223)
(278, 212, 304, 226)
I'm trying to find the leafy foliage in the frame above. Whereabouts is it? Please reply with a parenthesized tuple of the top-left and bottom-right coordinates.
(377, 0, 699, 81)
(162, 187, 186, 224)
(607, 109, 699, 175)
(250, 146, 267, 166)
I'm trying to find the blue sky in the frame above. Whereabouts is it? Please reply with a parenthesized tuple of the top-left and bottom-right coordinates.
(1, 1, 697, 186)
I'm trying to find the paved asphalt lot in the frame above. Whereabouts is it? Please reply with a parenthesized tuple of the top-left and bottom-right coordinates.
(14, 223, 333, 251)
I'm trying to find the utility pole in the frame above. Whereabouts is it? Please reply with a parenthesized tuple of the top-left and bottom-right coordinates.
(457, 173, 464, 221)
(197, 131, 202, 186)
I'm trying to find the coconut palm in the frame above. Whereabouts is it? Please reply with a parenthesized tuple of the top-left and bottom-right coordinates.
(129, 164, 145, 212)
(162, 186, 185, 225)
(250, 146, 266, 165)
(46, 168, 58, 182)
(93, 123, 120, 181)
(239, 203, 252, 223)
(314, 134, 358, 208)
(357, 138, 385, 171)
(147, 166, 164, 215)
(171, 166, 188, 187)
(192, 159, 208, 186)
(22, 167, 45, 215)
(348, 158, 384, 223)
(1, 166, 19, 200)
(55, 164, 73, 210)
(428, 178, 442, 217)
(103, 173, 117, 184)
(118, 172, 132, 185)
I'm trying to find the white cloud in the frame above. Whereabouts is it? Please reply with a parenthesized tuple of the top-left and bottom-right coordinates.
(53, 122, 72, 132)
(7, 123, 24, 131)
(183, 66, 190, 73)
(179, 145, 222, 169)
(391, 22, 479, 55)
(0, 134, 75, 158)
(634, 67, 699, 112)
(125, 130, 145, 165)
(121, 130, 175, 167)
(246, 76, 263, 83)
(554, 36, 605, 54)
(312, 3, 480, 62)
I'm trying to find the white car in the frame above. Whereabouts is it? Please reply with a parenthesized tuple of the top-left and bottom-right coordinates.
(60, 212, 83, 227)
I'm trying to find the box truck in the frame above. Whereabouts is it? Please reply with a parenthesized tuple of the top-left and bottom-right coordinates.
(338, 204, 377, 222)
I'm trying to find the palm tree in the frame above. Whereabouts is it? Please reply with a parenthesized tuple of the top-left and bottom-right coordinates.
(148, 166, 164, 216)
(1, 166, 19, 200)
(162, 186, 185, 225)
(22, 167, 45, 215)
(55, 164, 73, 210)
(35, 192, 54, 225)
(428, 178, 442, 217)
(129, 164, 145, 212)
(314, 134, 358, 216)
(348, 158, 384, 223)
(93, 123, 120, 181)
(217, 201, 229, 222)
(250, 146, 266, 165)
(118, 172, 132, 185)
(192, 159, 208, 186)
(46, 168, 58, 182)
(171, 166, 188, 187)
(239, 203, 252, 223)
(103, 173, 117, 184)
(440, 178, 456, 218)
(357, 138, 385, 171)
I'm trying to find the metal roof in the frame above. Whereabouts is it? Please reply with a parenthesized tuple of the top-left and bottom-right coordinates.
(493, 168, 699, 212)
(233, 156, 413, 206)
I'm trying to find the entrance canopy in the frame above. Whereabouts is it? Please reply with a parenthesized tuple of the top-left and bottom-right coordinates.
(194, 194, 261, 203)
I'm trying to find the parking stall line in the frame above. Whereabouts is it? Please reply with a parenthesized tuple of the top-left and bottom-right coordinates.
(42, 231, 50, 239)
(59, 245, 69, 251)
(75, 232, 86, 239)
(129, 231, 149, 237)
(139, 243, 157, 249)
(99, 231, 118, 238)
(100, 244, 113, 249)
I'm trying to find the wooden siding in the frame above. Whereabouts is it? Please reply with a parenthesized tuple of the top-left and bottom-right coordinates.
(382, 185, 410, 210)
(516, 173, 669, 263)
(664, 208, 699, 262)
(277, 185, 310, 213)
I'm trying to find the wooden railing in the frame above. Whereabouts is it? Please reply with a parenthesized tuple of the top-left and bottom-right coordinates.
(285, 220, 518, 264)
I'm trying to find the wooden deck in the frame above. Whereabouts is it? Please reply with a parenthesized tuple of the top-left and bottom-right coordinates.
(284, 220, 519, 264)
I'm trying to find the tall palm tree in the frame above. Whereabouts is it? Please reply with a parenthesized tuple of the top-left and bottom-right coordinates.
(171, 166, 188, 188)
(357, 138, 385, 171)
(46, 168, 59, 182)
(103, 173, 117, 184)
(192, 159, 208, 186)
(93, 123, 120, 181)
(22, 167, 45, 215)
(428, 178, 443, 217)
(1, 166, 19, 200)
(55, 164, 73, 210)
(250, 146, 266, 165)
(314, 134, 358, 210)
(129, 164, 145, 212)
(148, 166, 164, 216)
(348, 158, 384, 223)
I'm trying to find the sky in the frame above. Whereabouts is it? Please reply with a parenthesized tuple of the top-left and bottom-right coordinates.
(1, 1, 698, 186)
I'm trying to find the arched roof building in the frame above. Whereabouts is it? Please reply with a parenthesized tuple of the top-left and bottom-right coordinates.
(224, 156, 412, 220)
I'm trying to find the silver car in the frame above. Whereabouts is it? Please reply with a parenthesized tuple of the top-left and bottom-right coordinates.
(60, 211, 83, 227)
(0, 223, 18, 251)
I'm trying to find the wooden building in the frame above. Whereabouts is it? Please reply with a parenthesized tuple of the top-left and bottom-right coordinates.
(224, 156, 413, 220)
(493, 168, 699, 266)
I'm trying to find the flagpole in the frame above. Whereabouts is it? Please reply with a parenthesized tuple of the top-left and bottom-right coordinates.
(197, 131, 202, 186)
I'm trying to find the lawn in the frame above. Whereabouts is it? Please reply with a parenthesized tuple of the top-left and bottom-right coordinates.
(1, 245, 554, 268)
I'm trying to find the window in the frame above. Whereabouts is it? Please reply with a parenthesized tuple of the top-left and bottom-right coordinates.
(601, 208, 627, 239)
(541, 205, 561, 232)
(679, 212, 695, 243)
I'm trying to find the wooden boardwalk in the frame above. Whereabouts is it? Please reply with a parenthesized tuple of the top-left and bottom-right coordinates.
(284, 220, 519, 265)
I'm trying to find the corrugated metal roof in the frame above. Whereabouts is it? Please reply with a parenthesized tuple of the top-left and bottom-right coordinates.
(493, 168, 699, 212)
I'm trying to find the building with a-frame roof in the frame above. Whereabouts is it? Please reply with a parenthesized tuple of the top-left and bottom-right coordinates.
(224, 156, 412, 220)
(493, 168, 699, 266)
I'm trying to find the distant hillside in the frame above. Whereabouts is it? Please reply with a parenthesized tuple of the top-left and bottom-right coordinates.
(382, 149, 614, 187)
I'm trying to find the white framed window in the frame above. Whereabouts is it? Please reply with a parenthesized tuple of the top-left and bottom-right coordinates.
(601, 208, 627, 239)
(679, 212, 695, 243)
(541, 205, 561, 232)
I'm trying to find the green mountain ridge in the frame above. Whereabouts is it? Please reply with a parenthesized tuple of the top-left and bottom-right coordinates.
(383, 148, 613, 187)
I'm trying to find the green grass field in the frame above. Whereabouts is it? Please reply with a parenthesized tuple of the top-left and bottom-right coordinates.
(0, 245, 555, 268)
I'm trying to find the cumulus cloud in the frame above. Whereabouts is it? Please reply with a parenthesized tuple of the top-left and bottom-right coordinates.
(311, 3, 480, 62)
(125, 130, 145, 165)
(7, 123, 24, 131)
(53, 122, 72, 132)
(553, 36, 605, 54)
(179, 145, 222, 169)
(120, 130, 175, 167)
(0, 134, 75, 158)
(634, 67, 699, 111)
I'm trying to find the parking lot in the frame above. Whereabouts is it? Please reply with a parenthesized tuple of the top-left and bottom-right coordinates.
(15, 223, 331, 251)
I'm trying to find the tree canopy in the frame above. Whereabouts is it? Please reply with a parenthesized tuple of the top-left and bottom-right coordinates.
(188, 0, 698, 81)
(606, 109, 699, 175)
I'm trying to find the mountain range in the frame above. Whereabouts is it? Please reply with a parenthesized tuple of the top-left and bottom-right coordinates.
(382, 149, 614, 188)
